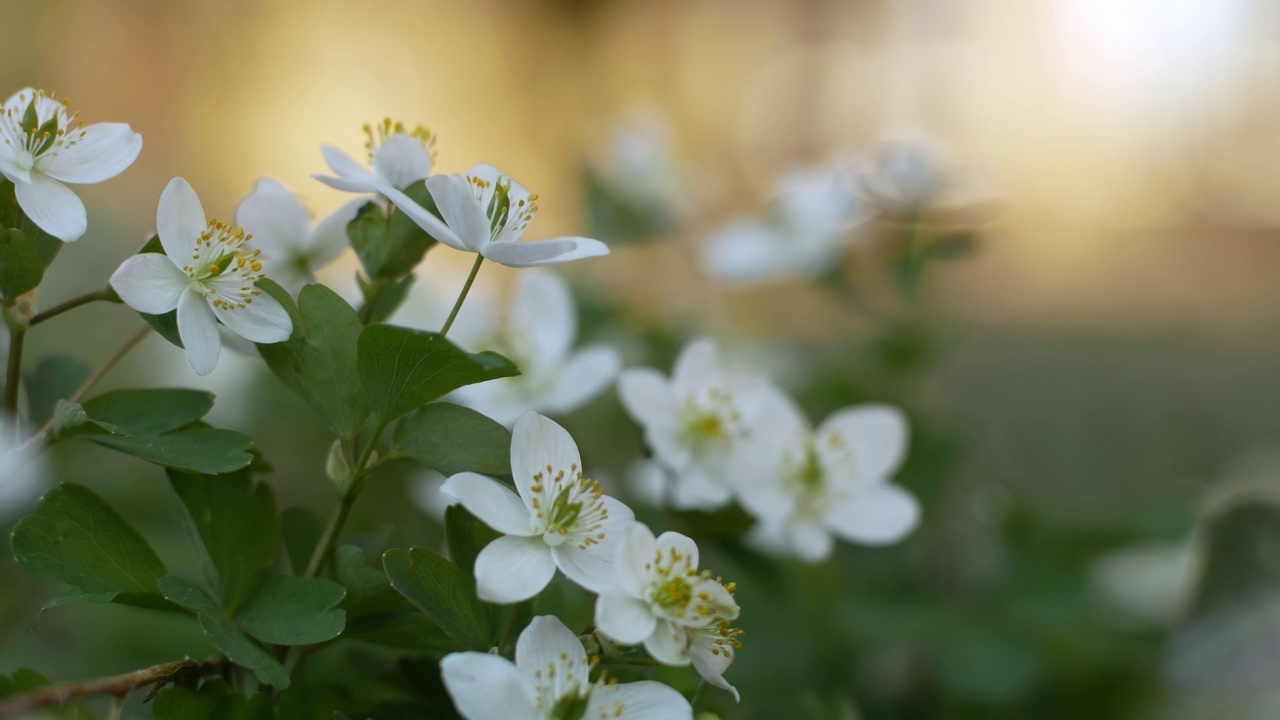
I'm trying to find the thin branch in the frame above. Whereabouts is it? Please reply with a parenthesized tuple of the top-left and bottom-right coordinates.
(0, 657, 226, 718)
(30, 288, 116, 326)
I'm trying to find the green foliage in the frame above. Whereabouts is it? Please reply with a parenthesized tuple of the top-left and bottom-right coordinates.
(391, 402, 512, 476)
(0, 178, 62, 268)
(357, 324, 518, 424)
(357, 272, 416, 325)
(443, 505, 501, 577)
(382, 547, 492, 651)
(23, 355, 91, 426)
(0, 227, 42, 300)
(83, 427, 255, 475)
(347, 181, 439, 280)
(152, 680, 273, 720)
(258, 282, 371, 440)
(81, 388, 214, 435)
(159, 576, 291, 689)
(236, 577, 347, 646)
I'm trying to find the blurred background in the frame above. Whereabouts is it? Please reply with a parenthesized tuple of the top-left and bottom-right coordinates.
(4, 0, 1280, 718)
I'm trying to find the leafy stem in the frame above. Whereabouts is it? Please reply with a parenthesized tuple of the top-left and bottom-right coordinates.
(3, 322, 24, 433)
(440, 254, 484, 337)
(301, 419, 389, 580)
(357, 277, 387, 325)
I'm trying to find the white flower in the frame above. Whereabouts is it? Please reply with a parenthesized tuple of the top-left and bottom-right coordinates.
(0, 88, 142, 242)
(440, 412, 635, 603)
(384, 163, 610, 268)
(1091, 538, 1200, 628)
(734, 387, 920, 563)
(617, 339, 765, 510)
(700, 163, 859, 283)
(233, 178, 364, 294)
(857, 139, 948, 214)
(452, 271, 621, 426)
(313, 119, 436, 196)
(441, 615, 692, 720)
(595, 524, 742, 700)
(109, 177, 293, 376)
(0, 416, 48, 523)
(408, 469, 456, 521)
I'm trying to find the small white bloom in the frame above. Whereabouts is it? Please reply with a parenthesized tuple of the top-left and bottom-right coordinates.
(408, 469, 456, 522)
(441, 615, 692, 720)
(233, 178, 364, 294)
(0, 416, 48, 522)
(857, 139, 948, 214)
(384, 163, 610, 268)
(617, 339, 765, 510)
(595, 523, 742, 700)
(0, 88, 142, 242)
(452, 271, 621, 426)
(735, 387, 920, 563)
(1091, 538, 1200, 628)
(109, 177, 293, 376)
(441, 412, 635, 603)
(313, 119, 436, 196)
(700, 163, 859, 283)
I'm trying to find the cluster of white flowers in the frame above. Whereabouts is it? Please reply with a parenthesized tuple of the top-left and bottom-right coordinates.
(439, 412, 742, 717)
(619, 338, 921, 563)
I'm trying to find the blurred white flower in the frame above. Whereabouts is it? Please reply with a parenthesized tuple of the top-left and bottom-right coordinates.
(234, 178, 364, 294)
(857, 139, 949, 215)
(385, 163, 610, 268)
(408, 468, 456, 521)
(441, 615, 692, 720)
(617, 339, 765, 510)
(735, 387, 920, 563)
(625, 458, 671, 508)
(0, 87, 142, 242)
(701, 163, 860, 283)
(109, 178, 293, 376)
(452, 271, 621, 426)
(595, 523, 742, 700)
(440, 412, 635, 603)
(0, 416, 48, 522)
(313, 119, 436, 195)
(1091, 539, 1200, 628)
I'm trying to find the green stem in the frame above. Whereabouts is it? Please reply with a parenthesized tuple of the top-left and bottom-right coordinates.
(4, 324, 24, 431)
(440, 255, 484, 337)
(357, 278, 387, 325)
(302, 490, 359, 579)
(30, 288, 115, 326)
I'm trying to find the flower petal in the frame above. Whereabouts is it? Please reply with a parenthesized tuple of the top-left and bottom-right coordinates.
(466, 163, 533, 243)
(308, 197, 366, 268)
(552, 496, 635, 592)
(595, 593, 657, 645)
(440, 472, 535, 537)
(377, 182, 467, 251)
(157, 177, 206, 261)
(474, 535, 556, 604)
(670, 466, 732, 511)
(510, 412, 582, 507)
(234, 178, 310, 255)
(616, 369, 672, 427)
(0, 144, 31, 185)
(587, 681, 693, 720)
(483, 236, 609, 268)
(108, 254, 188, 314)
(789, 520, 835, 563)
(672, 339, 718, 397)
(440, 651, 540, 720)
(699, 220, 790, 283)
(312, 173, 376, 193)
(511, 271, 575, 364)
(543, 345, 621, 416)
(689, 629, 739, 702)
(208, 284, 293, 343)
(372, 133, 434, 189)
(37, 123, 142, 185)
(643, 619, 690, 666)
(320, 145, 378, 184)
(817, 404, 909, 481)
(177, 289, 221, 376)
(515, 615, 590, 697)
(616, 523, 658, 597)
(825, 483, 920, 546)
(427, 173, 489, 252)
(15, 173, 85, 242)
(654, 531, 699, 575)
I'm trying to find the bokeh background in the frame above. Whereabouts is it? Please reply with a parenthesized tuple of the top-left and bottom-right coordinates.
(4, 0, 1280, 718)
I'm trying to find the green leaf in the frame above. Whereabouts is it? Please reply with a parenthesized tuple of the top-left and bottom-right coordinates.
(80, 388, 214, 436)
(444, 505, 501, 578)
(358, 325, 518, 424)
(282, 505, 325, 576)
(159, 575, 290, 689)
(237, 577, 347, 646)
(382, 547, 492, 651)
(85, 427, 254, 474)
(12, 483, 167, 595)
(152, 682, 267, 720)
(348, 182, 439, 280)
(0, 179, 62, 268)
(169, 469, 278, 614)
(392, 402, 512, 477)
(133, 235, 184, 347)
(0, 228, 42, 300)
(28, 588, 185, 630)
(0, 668, 50, 698)
(258, 282, 370, 439)
(23, 355, 91, 427)
(358, 272, 416, 325)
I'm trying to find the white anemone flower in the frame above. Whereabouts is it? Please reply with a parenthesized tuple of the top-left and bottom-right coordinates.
(857, 139, 948, 214)
(233, 178, 364, 294)
(0, 416, 48, 523)
(595, 524, 743, 700)
(313, 119, 436, 196)
(700, 164, 859, 283)
(109, 177, 293, 376)
(440, 412, 636, 603)
(617, 339, 765, 510)
(0, 88, 142, 242)
(383, 163, 610, 268)
(452, 271, 621, 426)
(441, 615, 692, 720)
(734, 387, 920, 563)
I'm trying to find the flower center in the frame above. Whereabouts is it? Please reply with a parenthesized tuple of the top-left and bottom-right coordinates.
(530, 649, 591, 717)
(181, 219, 267, 312)
(679, 389, 741, 454)
(467, 173, 539, 242)
(0, 89, 86, 166)
(528, 463, 610, 550)
(654, 576, 694, 611)
(363, 117, 436, 162)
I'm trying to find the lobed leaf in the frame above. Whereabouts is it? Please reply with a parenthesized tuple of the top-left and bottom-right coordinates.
(391, 402, 511, 477)
(237, 576, 347, 646)
(382, 547, 492, 651)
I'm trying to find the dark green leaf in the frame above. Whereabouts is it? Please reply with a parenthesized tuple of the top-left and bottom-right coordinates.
(348, 182, 438, 281)
(383, 547, 491, 650)
(258, 282, 370, 439)
(159, 576, 290, 689)
(282, 505, 325, 576)
(392, 402, 511, 477)
(28, 588, 184, 630)
(0, 228, 42, 300)
(358, 325, 518, 424)
(85, 427, 254, 474)
(358, 272, 416, 326)
(80, 388, 214, 436)
(237, 577, 346, 646)
(12, 483, 166, 595)
(444, 505, 501, 578)
(24, 355, 91, 427)
(169, 469, 278, 614)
